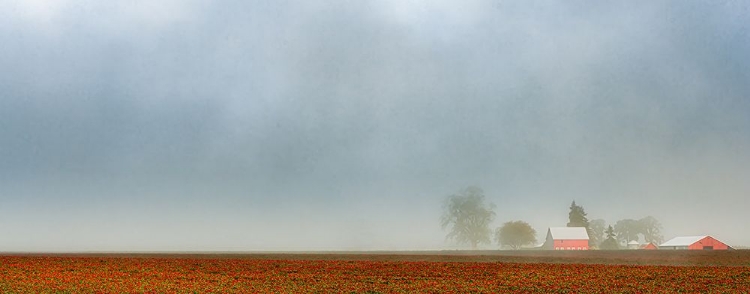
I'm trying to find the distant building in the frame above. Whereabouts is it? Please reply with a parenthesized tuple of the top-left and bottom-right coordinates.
(659, 236, 732, 250)
(627, 240, 640, 250)
(543, 227, 589, 250)
(641, 243, 658, 250)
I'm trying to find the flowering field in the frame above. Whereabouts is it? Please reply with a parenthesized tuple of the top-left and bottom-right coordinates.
(1, 252, 749, 293)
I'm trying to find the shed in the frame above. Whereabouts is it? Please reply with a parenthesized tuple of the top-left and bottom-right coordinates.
(641, 242, 658, 250)
(659, 236, 732, 250)
(543, 227, 589, 250)
(627, 240, 640, 250)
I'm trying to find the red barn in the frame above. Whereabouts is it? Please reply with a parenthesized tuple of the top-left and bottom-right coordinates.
(543, 227, 589, 250)
(659, 236, 732, 250)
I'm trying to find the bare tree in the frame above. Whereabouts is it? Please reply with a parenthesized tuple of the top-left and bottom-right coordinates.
(614, 216, 664, 245)
(441, 186, 496, 249)
(614, 219, 640, 244)
(589, 219, 606, 248)
(638, 216, 664, 244)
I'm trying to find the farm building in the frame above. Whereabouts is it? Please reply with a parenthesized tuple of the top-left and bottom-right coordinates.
(659, 236, 732, 250)
(627, 240, 640, 250)
(543, 227, 589, 250)
(641, 243, 658, 250)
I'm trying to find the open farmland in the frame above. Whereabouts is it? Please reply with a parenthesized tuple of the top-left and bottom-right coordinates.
(1, 251, 749, 293)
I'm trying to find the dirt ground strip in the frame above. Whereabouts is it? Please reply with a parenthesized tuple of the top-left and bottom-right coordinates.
(4, 249, 750, 266)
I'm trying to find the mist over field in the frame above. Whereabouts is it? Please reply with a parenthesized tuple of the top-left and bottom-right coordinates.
(1, 1, 749, 252)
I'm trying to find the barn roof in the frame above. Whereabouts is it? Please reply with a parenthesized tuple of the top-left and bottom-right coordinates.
(628, 240, 640, 245)
(659, 236, 708, 247)
(548, 227, 589, 240)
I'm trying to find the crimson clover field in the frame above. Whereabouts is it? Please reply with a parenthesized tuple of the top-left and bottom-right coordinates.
(1, 250, 749, 293)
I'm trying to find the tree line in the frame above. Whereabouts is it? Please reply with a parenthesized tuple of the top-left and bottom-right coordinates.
(441, 186, 664, 250)
(567, 201, 664, 249)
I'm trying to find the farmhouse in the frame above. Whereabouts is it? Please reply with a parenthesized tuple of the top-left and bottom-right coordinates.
(659, 236, 732, 250)
(543, 227, 589, 250)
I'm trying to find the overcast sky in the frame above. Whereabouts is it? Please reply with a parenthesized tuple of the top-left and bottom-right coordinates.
(1, 0, 749, 251)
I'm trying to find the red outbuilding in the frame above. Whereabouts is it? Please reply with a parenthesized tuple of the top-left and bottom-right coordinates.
(543, 227, 589, 250)
(658, 236, 732, 250)
(641, 242, 658, 250)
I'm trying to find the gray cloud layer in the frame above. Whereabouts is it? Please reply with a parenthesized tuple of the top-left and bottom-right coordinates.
(1, 0, 749, 251)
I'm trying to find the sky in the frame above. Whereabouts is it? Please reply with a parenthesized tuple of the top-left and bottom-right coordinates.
(1, 0, 749, 251)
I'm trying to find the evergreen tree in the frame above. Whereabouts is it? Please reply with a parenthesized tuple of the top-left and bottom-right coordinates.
(567, 201, 589, 227)
(567, 201, 593, 246)
(600, 225, 620, 250)
(606, 225, 616, 239)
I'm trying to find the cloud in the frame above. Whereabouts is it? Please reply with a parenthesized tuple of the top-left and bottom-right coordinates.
(1, 1, 749, 250)
(2, 0, 200, 38)
(5, 0, 72, 23)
